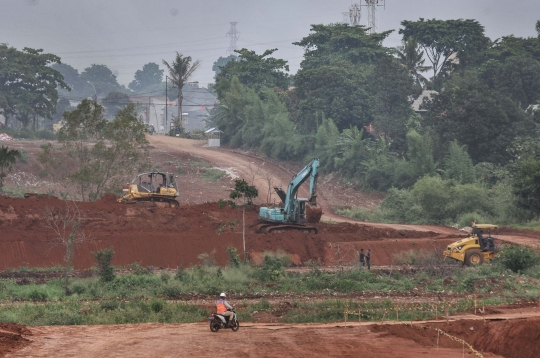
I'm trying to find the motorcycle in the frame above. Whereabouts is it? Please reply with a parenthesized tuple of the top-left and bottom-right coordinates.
(209, 309, 239, 332)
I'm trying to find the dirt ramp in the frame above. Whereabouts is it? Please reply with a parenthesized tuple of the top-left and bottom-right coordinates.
(0, 323, 31, 357)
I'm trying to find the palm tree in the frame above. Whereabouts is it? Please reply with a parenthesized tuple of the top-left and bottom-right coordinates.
(0, 146, 20, 193)
(395, 38, 431, 88)
(162, 53, 201, 131)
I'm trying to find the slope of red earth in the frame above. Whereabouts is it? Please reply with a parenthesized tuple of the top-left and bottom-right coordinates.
(0, 194, 460, 269)
(0, 323, 31, 358)
(373, 317, 540, 358)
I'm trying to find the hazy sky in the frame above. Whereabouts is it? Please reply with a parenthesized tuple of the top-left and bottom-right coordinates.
(2, 0, 539, 89)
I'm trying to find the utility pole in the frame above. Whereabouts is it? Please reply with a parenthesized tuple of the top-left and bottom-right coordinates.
(226, 22, 240, 55)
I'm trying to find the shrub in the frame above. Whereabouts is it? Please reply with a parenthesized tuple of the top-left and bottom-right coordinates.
(92, 247, 115, 282)
(495, 245, 539, 272)
(175, 266, 187, 281)
(160, 272, 171, 283)
(253, 255, 285, 282)
(227, 247, 241, 267)
(161, 284, 182, 298)
(28, 289, 48, 301)
(150, 299, 164, 313)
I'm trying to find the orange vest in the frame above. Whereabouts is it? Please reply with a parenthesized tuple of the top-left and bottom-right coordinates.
(216, 300, 227, 314)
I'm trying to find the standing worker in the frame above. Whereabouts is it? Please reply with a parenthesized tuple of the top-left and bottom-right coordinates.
(359, 248, 365, 268)
(366, 249, 371, 270)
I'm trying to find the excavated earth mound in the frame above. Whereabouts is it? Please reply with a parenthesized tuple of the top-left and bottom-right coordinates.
(373, 317, 540, 358)
(0, 195, 458, 269)
(0, 323, 31, 357)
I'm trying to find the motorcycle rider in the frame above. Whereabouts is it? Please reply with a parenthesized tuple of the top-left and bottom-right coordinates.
(216, 292, 235, 326)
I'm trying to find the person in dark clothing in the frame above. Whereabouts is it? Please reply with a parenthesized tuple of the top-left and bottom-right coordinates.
(366, 249, 371, 270)
(359, 249, 365, 267)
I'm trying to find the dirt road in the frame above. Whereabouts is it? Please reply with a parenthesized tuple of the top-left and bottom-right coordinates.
(9, 321, 502, 358)
(147, 135, 540, 247)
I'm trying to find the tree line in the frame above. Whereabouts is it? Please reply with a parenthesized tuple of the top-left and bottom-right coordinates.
(210, 19, 540, 225)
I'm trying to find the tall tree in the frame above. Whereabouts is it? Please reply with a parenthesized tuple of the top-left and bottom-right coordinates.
(369, 56, 417, 151)
(424, 72, 534, 164)
(399, 19, 490, 88)
(128, 62, 164, 93)
(215, 49, 289, 97)
(0, 146, 20, 193)
(395, 38, 431, 88)
(291, 61, 373, 133)
(212, 55, 237, 79)
(0, 45, 68, 128)
(80, 64, 122, 97)
(40, 99, 148, 201)
(293, 23, 393, 69)
(162, 52, 200, 120)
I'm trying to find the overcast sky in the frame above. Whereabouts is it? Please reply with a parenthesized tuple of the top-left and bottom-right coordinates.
(2, 0, 539, 89)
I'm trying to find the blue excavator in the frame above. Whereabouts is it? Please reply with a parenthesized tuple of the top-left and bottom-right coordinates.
(257, 158, 321, 234)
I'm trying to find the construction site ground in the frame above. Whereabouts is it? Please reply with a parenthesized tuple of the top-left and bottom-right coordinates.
(1, 135, 540, 357)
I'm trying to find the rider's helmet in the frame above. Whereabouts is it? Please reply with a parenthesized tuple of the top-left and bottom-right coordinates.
(220, 292, 226, 298)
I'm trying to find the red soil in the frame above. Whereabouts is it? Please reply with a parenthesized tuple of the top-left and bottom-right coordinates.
(0, 323, 31, 358)
(0, 194, 458, 269)
(373, 317, 540, 358)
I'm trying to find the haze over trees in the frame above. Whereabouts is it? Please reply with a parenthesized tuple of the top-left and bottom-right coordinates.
(2, 16, 540, 226)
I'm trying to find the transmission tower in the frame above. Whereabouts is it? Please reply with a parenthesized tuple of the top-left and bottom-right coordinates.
(226, 22, 240, 56)
(348, 3, 361, 26)
(363, 0, 385, 34)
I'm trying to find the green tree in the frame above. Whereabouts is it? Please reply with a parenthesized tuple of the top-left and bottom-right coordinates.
(512, 160, 540, 218)
(370, 56, 417, 151)
(395, 38, 431, 88)
(293, 23, 393, 69)
(162, 52, 200, 122)
(215, 48, 289, 97)
(406, 130, 436, 179)
(128, 62, 164, 93)
(479, 56, 540, 108)
(40, 99, 148, 201)
(212, 55, 237, 79)
(0, 45, 68, 129)
(52, 63, 88, 95)
(92, 247, 115, 282)
(0, 146, 20, 193)
(292, 62, 373, 133)
(102, 91, 131, 118)
(230, 179, 258, 260)
(425, 73, 534, 164)
(444, 140, 476, 184)
(80, 64, 122, 96)
(399, 19, 490, 88)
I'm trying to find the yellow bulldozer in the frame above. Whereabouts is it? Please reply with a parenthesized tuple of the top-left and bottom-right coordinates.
(118, 172, 179, 207)
(443, 224, 498, 266)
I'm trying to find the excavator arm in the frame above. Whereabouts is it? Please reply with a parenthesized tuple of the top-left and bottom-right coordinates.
(282, 158, 319, 214)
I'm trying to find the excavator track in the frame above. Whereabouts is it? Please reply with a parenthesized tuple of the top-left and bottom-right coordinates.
(256, 223, 317, 234)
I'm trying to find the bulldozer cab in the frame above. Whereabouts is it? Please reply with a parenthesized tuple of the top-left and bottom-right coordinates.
(133, 172, 177, 194)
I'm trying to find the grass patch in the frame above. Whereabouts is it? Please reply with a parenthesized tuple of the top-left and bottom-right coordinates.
(201, 168, 226, 182)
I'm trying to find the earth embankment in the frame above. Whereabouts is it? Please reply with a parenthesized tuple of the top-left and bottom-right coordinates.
(0, 194, 459, 269)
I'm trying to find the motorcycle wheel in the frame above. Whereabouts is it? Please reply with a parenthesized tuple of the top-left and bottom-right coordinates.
(210, 320, 220, 333)
(231, 319, 240, 332)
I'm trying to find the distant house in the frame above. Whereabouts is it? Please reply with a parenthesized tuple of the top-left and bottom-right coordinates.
(412, 90, 438, 115)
